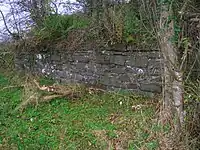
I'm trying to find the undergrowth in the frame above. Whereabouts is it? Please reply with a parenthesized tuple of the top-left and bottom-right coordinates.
(24, 4, 156, 49)
(0, 74, 161, 150)
(33, 14, 90, 41)
(0, 73, 199, 149)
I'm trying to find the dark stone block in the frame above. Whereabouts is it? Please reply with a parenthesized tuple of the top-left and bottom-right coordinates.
(110, 55, 126, 65)
(96, 55, 110, 64)
(119, 74, 130, 82)
(126, 83, 138, 89)
(109, 44, 127, 51)
(51, 54, 61, 61)
(110, 66, 126, 73)
(113, 51, 129, 56)
(139, 83, 162, 93)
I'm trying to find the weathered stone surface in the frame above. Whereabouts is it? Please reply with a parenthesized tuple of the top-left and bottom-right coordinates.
(15, 47, 163, 93)
(126, 57, 136, 66)
(96, 55, 110, 64)
(51, 54, 61, 61)
(135, 55, 148, 67)
(109, 44, 127, 51)
(113, 51, 129, 55)
(96, 64, 109, 74)
(110, 66, 126, 73)
(139, 83, 161, 93)
(73, 55, 90, 63)
(126, 83, 138, 89)
(54, 70, 64, 78)
(75, 62, 87, 69)
(110, 55, 126, 65)
(118, 74, 130, 82)
(148, 59, 162, 75)
(73, 74, 85, 81)
(100, 74, 120, 87)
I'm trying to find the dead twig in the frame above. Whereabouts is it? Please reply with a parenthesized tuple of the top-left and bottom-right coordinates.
(13, 78, 106, 112)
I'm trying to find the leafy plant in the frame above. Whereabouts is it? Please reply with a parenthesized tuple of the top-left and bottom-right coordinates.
(185, 80, 200, 103)
(184, 80, 200, 149)
(124, 10, 140, 38)
(34, 14, 90, 40)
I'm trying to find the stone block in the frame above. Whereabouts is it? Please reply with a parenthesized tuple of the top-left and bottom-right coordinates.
(110, 66, 126, 74)
(109, 44, 127, 51)
(135, 55, 148, 68)
(96, 55, 110, 64)
(126, 83, 138, 89)
(125, 57, 136, 66)
(110, 55, 126, 65)
(119, 74, 130, 82)
(96, 64, 109, 75)
(139, 83, 161, 93)
(113, 51, 129, 55)
(69, 73, 85, 81)
(51, 54, 61, 61)
(75, 62, 87, 69)
(63, 55, 73, 62)
(100, 74, 120, 87)
(73, 55, 90, 63)
(148, 59, 162, 75)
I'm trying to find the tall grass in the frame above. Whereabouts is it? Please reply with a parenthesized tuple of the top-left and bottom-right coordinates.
(34, 14, 90, 41)
(184, 80, 200, 149)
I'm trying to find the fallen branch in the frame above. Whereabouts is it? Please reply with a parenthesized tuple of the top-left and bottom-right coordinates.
(13, 78, 106, 112)
(13, 92, 39, 112)
(33, 79, 89, 103)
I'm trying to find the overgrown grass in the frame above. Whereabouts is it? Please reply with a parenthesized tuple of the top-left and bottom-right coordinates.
(28, 4, 156, 47)
(33, 14, 90, 41)
(0, 74, 161, 149)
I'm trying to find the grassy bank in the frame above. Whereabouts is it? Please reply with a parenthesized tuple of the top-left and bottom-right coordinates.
(0, 74, 161, 149)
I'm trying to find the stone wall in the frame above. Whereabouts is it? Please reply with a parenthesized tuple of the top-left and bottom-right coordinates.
(15, 46, 162, 93)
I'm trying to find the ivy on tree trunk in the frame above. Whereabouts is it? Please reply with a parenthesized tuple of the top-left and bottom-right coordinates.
(158, 0, 184, 132)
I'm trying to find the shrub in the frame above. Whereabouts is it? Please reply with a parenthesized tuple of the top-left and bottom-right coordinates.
(34, 14, 90, 41)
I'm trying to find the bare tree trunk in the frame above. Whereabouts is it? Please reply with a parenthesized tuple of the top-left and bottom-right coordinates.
(31, 0, 49, 26)
(159, 2, 184, 131)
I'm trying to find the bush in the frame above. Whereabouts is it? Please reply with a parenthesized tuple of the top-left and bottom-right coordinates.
(34, 14, 90, 41)
(184, 80, 200, 148)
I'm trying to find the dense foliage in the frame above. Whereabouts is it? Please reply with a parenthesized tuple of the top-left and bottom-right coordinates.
(34, 14, 90, 40)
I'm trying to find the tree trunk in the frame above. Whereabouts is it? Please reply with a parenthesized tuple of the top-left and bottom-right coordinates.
(159, 2, 184, 131)
(31, 0, 49, 26)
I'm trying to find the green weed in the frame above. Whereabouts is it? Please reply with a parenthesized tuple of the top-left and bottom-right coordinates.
(34, 14, 90, 41)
